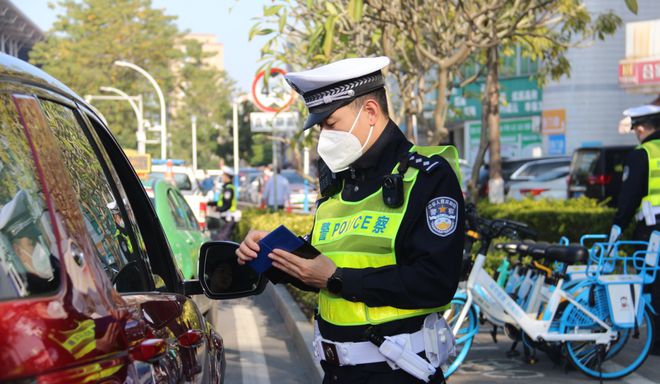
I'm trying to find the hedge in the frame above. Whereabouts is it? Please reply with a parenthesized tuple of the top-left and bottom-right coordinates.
(476, 197, 628, 243)
(237, 198, 628, 318)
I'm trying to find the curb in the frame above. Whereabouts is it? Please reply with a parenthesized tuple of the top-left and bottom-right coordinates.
(265, 283, 323, 383)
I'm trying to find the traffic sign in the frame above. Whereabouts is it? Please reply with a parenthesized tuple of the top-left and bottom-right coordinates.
(250, 112, 299, 133)
(251, 68, 295, 113)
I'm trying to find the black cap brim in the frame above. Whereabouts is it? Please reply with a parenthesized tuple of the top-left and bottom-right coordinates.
(303, 99, 353, 130)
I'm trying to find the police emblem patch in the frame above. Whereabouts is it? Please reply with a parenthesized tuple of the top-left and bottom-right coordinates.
(426, 197, 458, 237)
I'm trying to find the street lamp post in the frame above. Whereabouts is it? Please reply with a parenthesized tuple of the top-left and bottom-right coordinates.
(99, 86, 145, 154)
(114, 60, 167, 159)
(232, 94, 250, 199)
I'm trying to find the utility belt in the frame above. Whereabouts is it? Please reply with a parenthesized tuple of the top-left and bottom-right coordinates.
(313, 313, 455, 383)
(635, 201, 660, 226)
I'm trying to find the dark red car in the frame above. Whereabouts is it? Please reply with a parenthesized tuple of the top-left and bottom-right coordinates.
(0, 53, 266, 383)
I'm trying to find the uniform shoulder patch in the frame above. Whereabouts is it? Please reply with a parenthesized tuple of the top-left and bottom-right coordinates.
(426, 197, 458, 237)
(407, 152, 443, 174)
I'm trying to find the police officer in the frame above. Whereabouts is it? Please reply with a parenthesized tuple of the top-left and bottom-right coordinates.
(612, 100, 660, 355)
(216, 166, 238, 240)
(108, 201, 133, 260)
(236, 57, 464, 383)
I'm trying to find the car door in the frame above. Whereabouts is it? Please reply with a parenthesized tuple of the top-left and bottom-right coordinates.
(1, 93, 150, 383)
(77, 107, 221, 383)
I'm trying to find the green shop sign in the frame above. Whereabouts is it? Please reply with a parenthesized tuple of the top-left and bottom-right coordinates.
(465, 117, 542, 164)
(449, 77, 542, 120)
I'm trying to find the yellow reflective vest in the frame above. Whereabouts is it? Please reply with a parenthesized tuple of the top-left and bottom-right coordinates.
(311, 145, 461, 326)
(639, 140, 660, 210)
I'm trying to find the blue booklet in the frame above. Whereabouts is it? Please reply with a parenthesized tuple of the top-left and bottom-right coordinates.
(247, 225, 320, 274)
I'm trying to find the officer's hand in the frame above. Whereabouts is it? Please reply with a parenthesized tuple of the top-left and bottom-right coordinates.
(236, 229, 268, 265)
(269, 248, 336, 289)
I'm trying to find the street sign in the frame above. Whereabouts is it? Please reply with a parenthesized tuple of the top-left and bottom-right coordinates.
(125, 151, 152, 174)
(251, 68, 295, 112)
(250, 112, 300, 133)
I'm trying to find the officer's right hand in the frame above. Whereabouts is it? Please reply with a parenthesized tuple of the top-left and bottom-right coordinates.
(236, 229, 269, 265)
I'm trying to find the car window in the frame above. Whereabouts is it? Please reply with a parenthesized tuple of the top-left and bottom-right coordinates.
(605, 149, 632, 174)
(38, 100, 138, 287)
(281, 171, 304, 184)
(81, 114, 155, 290)
(149, 171, 193, 191)
(173, 190, 199, 231)
(533, 166, 570, 181)
(167, 189, 189, 230)
(518, 161, 569, 178)
(571, 150, 599, 177)
(0, 94, 60, 300)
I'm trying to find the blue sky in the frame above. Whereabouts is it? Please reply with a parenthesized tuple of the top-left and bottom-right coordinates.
(16, 0, 270, 92)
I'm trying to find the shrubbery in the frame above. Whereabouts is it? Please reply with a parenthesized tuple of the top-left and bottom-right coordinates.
(237, 198, 629, 318)
(477, 197, 627, 242)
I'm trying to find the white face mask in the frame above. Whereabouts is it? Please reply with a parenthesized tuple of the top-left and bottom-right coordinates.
(317, 107, 374, 173)
(31, 241, 53, 280)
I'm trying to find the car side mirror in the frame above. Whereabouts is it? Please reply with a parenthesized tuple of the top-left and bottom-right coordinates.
(198, 241, 267, 299)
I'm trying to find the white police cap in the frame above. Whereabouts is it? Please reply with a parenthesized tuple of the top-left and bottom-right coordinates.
(620, 102, 660, 132)
(222, 166, 235, 177)
(285, 56, 390, 129)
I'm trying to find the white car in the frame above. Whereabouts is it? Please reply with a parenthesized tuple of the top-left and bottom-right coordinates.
(507, 166, 570, 200)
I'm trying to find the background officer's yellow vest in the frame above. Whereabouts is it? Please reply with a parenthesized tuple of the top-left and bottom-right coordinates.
(311, 145, 461, 326)
(219, 184, 237, 212)
(639, 140, 660, 210)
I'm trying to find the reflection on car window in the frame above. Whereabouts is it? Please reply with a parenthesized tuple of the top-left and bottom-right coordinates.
(0, 94, 59, 300)
(167, 190, 189, 230)
(173, 190, 199, 231)
(39, 100, 134, 283)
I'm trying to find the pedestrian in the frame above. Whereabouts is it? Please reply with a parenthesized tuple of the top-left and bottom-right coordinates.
(261, 165, 290, 211)
(612, 98, 660, 355)
(215, 166, 238, 240)
(236, 56, 463, 383)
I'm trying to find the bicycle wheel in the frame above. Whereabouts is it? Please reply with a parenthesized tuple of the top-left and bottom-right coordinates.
(442, 297, 479, 378)
(561, 284, 654, 380)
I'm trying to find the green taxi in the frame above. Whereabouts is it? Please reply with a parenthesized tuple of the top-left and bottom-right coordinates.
(142, 179, 209, 279)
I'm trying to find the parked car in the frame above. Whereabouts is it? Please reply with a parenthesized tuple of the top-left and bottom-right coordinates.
(508, 156, 571, 182)
(0, 53, 265, 383)
(142, 179, 209, 280)
(567, 146, 635, 206)
(507, 165, 571, 200)
(477, 157, 542, 197)
(281, 169, 318, 211)
(148, 164, 208, 229)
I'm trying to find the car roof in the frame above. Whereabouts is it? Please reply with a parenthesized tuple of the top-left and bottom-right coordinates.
(0, 53, 110, 123)
(1, 53, 82, 104)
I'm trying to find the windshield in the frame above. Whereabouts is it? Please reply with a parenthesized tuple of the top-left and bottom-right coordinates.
(532, 166, 570, 181)
(149, 171, 193, 191)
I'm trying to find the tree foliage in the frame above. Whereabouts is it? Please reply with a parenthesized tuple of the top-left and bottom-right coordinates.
(30, 0, 235, 168)
(251, 0, 621, 147)
(169, 39, 235, 169)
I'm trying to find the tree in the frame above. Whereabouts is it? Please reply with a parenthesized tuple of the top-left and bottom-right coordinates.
(465, 1, 621, 203)
(30, 0, 181, 157)
(169, 39, 235, 170)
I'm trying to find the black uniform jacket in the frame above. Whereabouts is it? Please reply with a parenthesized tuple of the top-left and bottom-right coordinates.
(613, 130, 660, 230)
(313, 120, 465, 342)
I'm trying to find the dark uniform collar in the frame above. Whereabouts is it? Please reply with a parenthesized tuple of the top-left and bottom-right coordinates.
(348, 120, 412, 175)
(642, 129, 660, 144)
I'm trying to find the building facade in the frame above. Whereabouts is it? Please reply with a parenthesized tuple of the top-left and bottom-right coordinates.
(0, 0, 43, 61)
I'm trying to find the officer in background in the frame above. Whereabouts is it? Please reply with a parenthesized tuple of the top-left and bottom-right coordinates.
(613, 99, 660, 355)
(108, 201, 133, 261)
(236, 57, 464, 383)
(214, 166, 239, 240)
